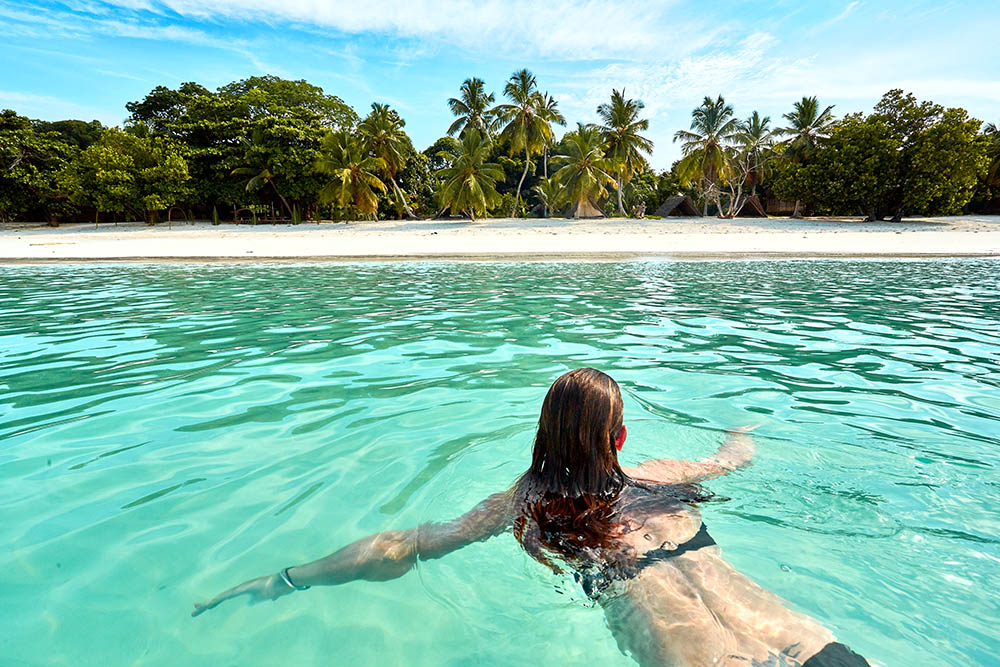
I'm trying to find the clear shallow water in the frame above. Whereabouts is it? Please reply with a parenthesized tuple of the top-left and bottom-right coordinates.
(1, 260, 998, 666)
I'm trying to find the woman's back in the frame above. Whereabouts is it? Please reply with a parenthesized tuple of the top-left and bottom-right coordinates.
(591, 487, 836, 666)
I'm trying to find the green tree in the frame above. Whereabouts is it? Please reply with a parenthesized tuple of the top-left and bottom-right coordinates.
(231, 106, 331, 219)
(597, 89, 653, 216)
(218, 75, 357, 128)
(232, 126, 294, 219)
(423, 136, 462, 171)
(674, 95, 740, 216)
(739, 111, 775, 197)
(395, 148, 435, 217)
(359, 103, 416, 218)
(446, 78, 496, 138)
(61, 127, 190, 223)
(435, 129, 504, 220)
(980, 123, 1000, 208)
(985, 123, 1000, 187)
(0, 110, 78, 223)
(777, 96, 836, 217)
(314, 131, 387, 219)
(551, 123, 615, 218)
(127, 82, 247, 212)
(494, 69, 564, 216)
(33, 119, 105, 150)
(805, 113, 900, 220)
(537, 92, 564, 180)
(873, 90, 986, 218)
(716, 111, 777, 217)
(127, 77, 357, 218)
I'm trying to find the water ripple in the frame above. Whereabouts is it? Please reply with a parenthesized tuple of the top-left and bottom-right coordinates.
(1, 259, 998, 666)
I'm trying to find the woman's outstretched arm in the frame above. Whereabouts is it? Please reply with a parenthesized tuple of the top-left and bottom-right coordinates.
(191, 490, 513, 617)
(623, 426, 757, 485)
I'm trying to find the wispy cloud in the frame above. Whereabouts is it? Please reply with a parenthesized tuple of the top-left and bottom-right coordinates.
(4, 0, 997, 169)
(96, 68, 147, 81)
(828, 1, 860, 27)
(2, 0, 286, 74)
(78, 0, 713, 60)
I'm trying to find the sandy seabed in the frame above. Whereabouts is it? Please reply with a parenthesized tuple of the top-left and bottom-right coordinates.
(1, 216, 999, 262)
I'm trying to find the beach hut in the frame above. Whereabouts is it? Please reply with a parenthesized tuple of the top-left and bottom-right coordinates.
(734, 195, 768, 218)
(764, 194, 797, 215)
(566, 199, 605, 219)
(654, 195, 701, 217)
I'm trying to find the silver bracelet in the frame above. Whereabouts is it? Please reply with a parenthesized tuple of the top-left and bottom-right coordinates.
(279, 567, 310, 591)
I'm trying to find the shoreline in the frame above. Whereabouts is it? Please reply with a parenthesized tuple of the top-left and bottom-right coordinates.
(3, 252, 999, 265)
(2, 216, 999, 262)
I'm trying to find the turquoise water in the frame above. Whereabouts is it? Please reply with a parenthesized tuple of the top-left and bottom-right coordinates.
(2, 260, 998, 666)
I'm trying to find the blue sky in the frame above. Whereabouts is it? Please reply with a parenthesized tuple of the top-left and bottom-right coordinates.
(2, 0, 998, 168)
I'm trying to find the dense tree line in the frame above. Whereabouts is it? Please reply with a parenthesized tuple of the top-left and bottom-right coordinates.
(1, 73, 997, 224)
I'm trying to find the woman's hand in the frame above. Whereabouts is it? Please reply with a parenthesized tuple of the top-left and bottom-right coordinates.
(191, 573, 292, 617)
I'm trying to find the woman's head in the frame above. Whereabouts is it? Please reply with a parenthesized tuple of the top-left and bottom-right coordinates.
(514, 368, 712, 573)
(527, 368, 627, 498)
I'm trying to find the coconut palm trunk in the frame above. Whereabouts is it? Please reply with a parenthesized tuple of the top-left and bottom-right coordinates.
(791, 200, 802, 218)
(267, 179, 294, 219)
(389, 176, 416, 219)
(513, 150, 530, 217)
(616, 174, 625, 216)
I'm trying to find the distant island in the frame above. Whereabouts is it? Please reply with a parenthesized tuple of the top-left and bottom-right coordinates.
(1, 72, 998, 226)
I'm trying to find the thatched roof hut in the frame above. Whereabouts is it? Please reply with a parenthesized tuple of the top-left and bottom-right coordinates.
(764, 194, 796, 215)
(566, 198, 604, 219)
(654, 195, 701, 217)
(735, 195, 768, 218)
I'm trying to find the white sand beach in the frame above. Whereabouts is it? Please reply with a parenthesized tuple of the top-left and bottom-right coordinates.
(2, 216, 999, 262)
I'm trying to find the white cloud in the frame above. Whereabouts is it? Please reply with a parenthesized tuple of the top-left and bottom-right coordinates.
(819, 1, 860, 29)
(81, 0, 713, 60)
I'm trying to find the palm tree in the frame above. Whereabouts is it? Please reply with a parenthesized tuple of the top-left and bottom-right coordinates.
(447, 78, 497, 138)
(778, 96, 836, 217)
(673, 95, 741, 216)
(314, 131, 387, 219)
(359, 102, 416, 218)
(435, 129, 504, 220)
(494, 69, 564, 216)
(739, 111, 775, 197)
(232, 127, 294, 219)
(532, 177, 563, 218)
(538, 92, 565, 179)
(551, 123, 615, 218)
(597, 89, 653, 216)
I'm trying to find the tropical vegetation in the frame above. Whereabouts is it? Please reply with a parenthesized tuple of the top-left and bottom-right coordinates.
(1, 73, 997, 225)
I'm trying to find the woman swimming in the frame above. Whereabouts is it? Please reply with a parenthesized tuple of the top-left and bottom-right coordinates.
(193, 368, 870, 667)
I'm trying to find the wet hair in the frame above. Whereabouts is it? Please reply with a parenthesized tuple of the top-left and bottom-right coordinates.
(513, 368, 711, 573)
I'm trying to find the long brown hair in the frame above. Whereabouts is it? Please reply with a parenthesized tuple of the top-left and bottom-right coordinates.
(513, 368, 632, 572)
(513, 368, 712, 573)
